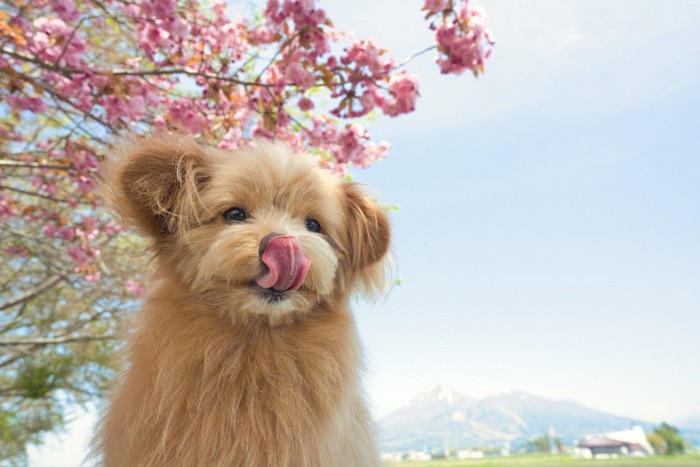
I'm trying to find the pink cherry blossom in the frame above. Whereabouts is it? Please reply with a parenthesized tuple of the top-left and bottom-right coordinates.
(125, 280, 146, 297)
(298, 97, 314, 111)
(30, 17, 87, 67)
(4, 245, 29, 257)
(127, 95, 146, 117)
(429, 1, 495, 76)
(360, 84, 383, 112)
(52, 0, 81, 22)
(76, 175, 97, 194)
(0, 193, 17, 221)
(382, 72, 420, 117)
(219, 127, 244, 150)
(7, 96, 48, 113)
(67, 245, 89, 264)
(341, 39, 395, 79)
(167, 100, 209, 134)
(248, 26, 276, 44)
(284, 61, 317, 90)
(423, 0, 449, 14)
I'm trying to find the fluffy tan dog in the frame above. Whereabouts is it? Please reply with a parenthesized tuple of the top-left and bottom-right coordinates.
(95, 135, 390, 466)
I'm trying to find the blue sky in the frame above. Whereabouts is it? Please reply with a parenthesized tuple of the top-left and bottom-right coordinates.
(29, 0, 700, 463)
(342, 0, 700, 423)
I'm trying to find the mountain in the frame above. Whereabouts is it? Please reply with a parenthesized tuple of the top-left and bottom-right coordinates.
(677, 413, 700, 431)
(675, 414, 700, 447)
(381, 385, 476, 432)
(378, 387, 652, 453)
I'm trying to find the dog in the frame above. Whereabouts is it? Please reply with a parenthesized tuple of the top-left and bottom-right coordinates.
(94, 135, 390, 466)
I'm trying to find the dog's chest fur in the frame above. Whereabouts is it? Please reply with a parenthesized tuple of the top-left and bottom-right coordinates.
(98, 286, 377, 466)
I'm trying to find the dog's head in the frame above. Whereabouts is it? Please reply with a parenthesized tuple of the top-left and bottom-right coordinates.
(104, 135, 390, 324)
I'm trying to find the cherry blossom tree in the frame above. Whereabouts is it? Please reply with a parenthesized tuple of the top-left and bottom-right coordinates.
(0, 0, 493, 459)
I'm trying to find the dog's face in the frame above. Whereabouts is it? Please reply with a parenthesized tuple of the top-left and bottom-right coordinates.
(105, 136, 390, 324)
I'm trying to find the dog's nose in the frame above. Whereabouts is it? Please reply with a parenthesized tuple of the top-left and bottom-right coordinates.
(259, 232, 284, 257)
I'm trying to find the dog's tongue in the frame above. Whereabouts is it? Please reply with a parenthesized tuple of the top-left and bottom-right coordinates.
(256, 235, 311, 292)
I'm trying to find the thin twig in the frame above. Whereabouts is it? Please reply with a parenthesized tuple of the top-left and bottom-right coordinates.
(394, 45, 437, 70)
(54, 16, 96, 66)
(0, 335, 115, 346)
(0, 275, 64, 312)
(1, 47, 275, 87)
(0, 160, 75, 171)
(0, 185, 71, 203)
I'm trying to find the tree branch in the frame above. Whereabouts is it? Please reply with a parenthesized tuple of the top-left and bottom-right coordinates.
(11, 69, 114, 131)
(0, 335, 114, 346)
(0, 159, 75, 171)
(0, 184, 71, 203)
(395, 45, 437, 70)
(0, 275, 64, 311)
(54, 16, 95, 66)
(111, 67, 271, 87)
(1, 46, 275, 88)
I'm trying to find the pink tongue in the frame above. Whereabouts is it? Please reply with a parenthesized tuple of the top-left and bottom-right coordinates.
(255, 235, 311, 292)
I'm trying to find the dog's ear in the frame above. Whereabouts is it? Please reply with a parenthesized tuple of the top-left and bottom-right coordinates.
(103, 136, 211, 239)
(343, 183, 391, 293)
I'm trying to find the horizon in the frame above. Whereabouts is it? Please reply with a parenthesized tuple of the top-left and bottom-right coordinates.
(28, 382, 697, 464)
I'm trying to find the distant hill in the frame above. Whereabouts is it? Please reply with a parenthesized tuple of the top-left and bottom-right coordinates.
(675, 414, 700, 447)
(378, 385, 654, 453)
(677, 413, 700, 431)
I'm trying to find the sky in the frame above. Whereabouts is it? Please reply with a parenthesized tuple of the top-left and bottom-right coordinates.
(28, 0, 700, 464)
(329, 0, 700, 423)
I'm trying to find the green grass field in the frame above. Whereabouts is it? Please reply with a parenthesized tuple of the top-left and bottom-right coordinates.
(387, 454, 700, 467)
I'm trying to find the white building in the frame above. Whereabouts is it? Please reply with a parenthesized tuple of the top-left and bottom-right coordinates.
(574, 426, 654, 459)
(457, 449, 485, 459)
(405, 450, 432, 461)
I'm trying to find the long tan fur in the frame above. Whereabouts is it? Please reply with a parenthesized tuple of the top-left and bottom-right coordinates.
(94, 135, 390, 466)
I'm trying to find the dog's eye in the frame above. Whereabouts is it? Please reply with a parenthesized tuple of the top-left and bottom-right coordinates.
(306, 219, 321, 233)
(223, 207, 246, 223)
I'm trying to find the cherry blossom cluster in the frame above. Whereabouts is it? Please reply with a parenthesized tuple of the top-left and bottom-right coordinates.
(423, 0, 495, 76)
(1, 0, 493, 285)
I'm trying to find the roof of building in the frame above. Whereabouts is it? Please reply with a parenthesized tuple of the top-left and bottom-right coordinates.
(578, 437, 625, 448)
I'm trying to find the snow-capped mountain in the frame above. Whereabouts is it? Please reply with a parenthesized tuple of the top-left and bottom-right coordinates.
(408, 384, 471, 407)
(378, 386, 653, 452)
(380, 385, 476, 442)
